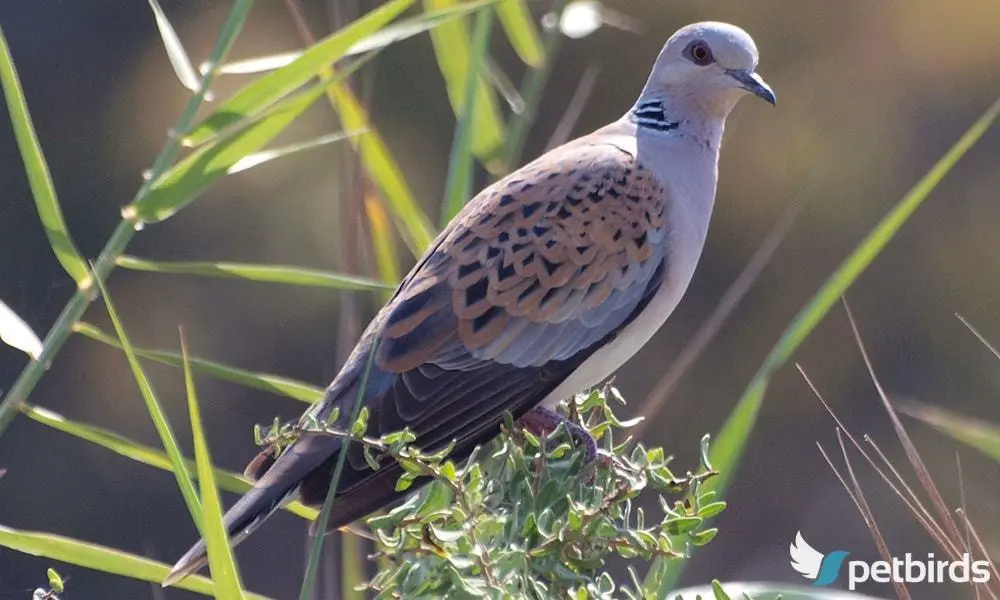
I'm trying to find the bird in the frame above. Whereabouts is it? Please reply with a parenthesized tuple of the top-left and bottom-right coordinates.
(164, 20, 775, 586)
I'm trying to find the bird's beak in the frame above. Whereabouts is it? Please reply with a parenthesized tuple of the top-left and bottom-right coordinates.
(727, 69, 776, 106)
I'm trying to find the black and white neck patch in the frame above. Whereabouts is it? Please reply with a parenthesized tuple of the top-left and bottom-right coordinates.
(632, 100, 680, 133)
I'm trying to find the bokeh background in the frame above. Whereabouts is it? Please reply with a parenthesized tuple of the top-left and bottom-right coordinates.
(2, 1, 1000, 598)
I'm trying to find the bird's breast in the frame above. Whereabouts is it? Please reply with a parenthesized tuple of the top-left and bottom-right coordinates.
(541, 143, 717, 406)
(540, 224, 707, 406)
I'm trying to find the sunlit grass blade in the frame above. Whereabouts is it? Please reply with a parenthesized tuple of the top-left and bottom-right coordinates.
(645, 95, 1000, 595)
(352, 0, 499, 57)
(0, 299, 42, 359)
(0, 526, 274, 599)
(424, 0, 506, 167)
(116, 255, 393, 292)
(184, 0, 415, 146)
(363, 194, 402, 302)
(214, 52, 299, 76)
(180, 331, 246, 596)
(0, 24, 90, 290)
(73, 321, 323, 403)
(341, 533, 366, 600)
(0, 1, 251, 443)
(228, 129, 362, 173)
(213, 0, 500, 76)
(124, 79, 330, 224)
(328, 82, 436, 255)
(485, 57, 524, 113)
(440, 7, 493, 226)
(146, 0, 202, 94)
(95, 277, 202, 532)
(898, 401, 1000, 463)
(495, 0, 543, 67)
(298, 342, 379, 600)
(21, 402, 317, 520)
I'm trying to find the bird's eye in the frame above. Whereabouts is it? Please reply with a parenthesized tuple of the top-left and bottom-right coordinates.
(684, 40, 714, 66)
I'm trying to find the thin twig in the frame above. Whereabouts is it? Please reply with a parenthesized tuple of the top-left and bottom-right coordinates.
(544, 62, 600, 152)
(799, 364, 957, 557)
(836, 429, 912, 600)
(956, 454, 983, 600)
(842, 299, 966, 550)
(957, 313, 1000, 361)
(957, 508, 1000, 596)
(863, 434, 959, 557)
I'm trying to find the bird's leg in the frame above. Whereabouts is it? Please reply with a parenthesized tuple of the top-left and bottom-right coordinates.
(518, 405, 598, 463)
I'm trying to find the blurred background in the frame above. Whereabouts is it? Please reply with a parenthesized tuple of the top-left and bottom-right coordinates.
(2, 1, 1000, 598)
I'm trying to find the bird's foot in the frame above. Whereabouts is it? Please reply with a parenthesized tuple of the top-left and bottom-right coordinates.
(518, 406, 598, 464)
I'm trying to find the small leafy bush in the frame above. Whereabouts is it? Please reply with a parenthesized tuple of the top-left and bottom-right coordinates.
(264, 386, 724, 599)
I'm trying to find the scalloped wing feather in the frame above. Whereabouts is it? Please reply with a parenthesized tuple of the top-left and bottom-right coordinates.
(378, 140, 670, 372)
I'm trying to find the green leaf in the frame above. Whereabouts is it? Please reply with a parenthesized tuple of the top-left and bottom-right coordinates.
(689, 527, 717, 547)
(124, 79, 331, 224)
(0, 24, 90, 289)
(228, 129, 362, 174)
(0, 526, 274, 599)
(215, 0, 503, 76)
(181, 332, 246, 596)
(146, 0, 201, 93)
(46, 568, 64, 593)
(0, 299, 43, 359)
(710, 580, 731, 600)
(184, 0, 416, 146)
(494, 0, 543, 67)
(664, 517, 702, 536)
(21, 402, 317, 521)
(898, 401, 1000, 463)
(696, 501, 727, 519)
(439, 7, 494, 226)
(351, 406, 371, 438)
(645, 94, 1000, 597)
(73, 321, 323, 403)
(116, 255, 393, 291)
(95, 278, 202, 531)
(424, 0, 506, 166)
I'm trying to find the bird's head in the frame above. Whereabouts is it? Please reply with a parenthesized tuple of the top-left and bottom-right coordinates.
(642, 22, 775, 117)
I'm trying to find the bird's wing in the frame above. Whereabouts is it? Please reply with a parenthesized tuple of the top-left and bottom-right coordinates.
(164, 135, 676, 585)
(381, 137, 669, 371)
(294, 136, 674, 522)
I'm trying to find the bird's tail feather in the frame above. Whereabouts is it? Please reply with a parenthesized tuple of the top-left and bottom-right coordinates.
(163, 434, 340, 587)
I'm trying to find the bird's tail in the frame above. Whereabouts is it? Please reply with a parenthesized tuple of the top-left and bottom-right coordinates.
(162, 434, 339, 587)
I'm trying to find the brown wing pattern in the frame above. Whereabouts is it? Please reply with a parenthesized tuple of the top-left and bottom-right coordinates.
(377, 140, 670, 372)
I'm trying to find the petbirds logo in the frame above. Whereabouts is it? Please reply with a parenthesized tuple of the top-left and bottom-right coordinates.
(790, 530, 991, 590)
(790, 531, 850, 587)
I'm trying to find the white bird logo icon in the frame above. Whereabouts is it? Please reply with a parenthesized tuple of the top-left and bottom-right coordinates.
(790, 530, 824, 580)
